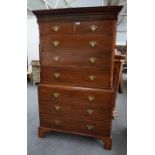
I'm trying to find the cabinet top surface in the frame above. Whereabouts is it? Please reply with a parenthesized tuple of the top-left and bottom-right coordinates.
(33, 6, 122, 17)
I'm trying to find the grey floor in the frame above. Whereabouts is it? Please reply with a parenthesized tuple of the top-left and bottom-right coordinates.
(27, 74, 127, 155)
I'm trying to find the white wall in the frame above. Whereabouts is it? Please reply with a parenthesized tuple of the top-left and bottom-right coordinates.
(27, 16, 39, 65)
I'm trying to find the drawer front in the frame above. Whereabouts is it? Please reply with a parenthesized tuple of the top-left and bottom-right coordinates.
(75, 20, 113, 34)
(40, 114, 111, 137)
(38, 85, 113, 121)
(41, 67, 111, 89)
(40, 35, 113, 51)
(38, 85, 113, 105)
(39, 22, 74, 35)
(39, 101, 112, 121)
(41, 50, 112, 69)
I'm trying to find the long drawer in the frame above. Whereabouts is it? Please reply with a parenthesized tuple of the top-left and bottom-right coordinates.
(40, 114, 111, 137)
(40, 35, 113, 51)
(39, 101, 112, 121)
(41, 67, 112, 89)
(38, 84, 113, 104)
(38, 85, 113, 121)
(41, 50, 112, 69)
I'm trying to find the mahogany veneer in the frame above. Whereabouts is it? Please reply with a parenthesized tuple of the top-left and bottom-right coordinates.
(33, 6, 122, 150)
(41, 67, 111, 89)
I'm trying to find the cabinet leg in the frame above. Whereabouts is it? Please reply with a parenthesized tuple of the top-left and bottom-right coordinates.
(38, 127, 50, 138)
(103, 137, 112, 150)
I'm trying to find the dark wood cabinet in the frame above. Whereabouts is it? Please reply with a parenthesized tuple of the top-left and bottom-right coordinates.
(33, 6, 122, 150)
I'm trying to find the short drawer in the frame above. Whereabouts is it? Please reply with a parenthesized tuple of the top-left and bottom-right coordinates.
(41, 50, 112, 69)
(41, 67, 112, 89)
(75, 20, 113, 34)
(40, 114, 111, 137)
(40, 35, 113, 51)
(39, 22, 74, 35)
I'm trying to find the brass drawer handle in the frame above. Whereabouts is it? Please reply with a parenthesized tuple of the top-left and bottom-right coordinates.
(89, 25, 98, 32)
(87, 109, 94, 115)
(54, 120, 61, 125)
(53, 56, 60, 62)
(52, 92, 60, 98)
(89, 41, 97, 47)
(53, 73, 61, 79)
(86, 124, 94, 130)
(52, 41, 60, 47)
(52, 25, 60, 32)
(54, 105, 62, 111)
(89, 75, 96, 81)
(88, 96, 95, 102)
(88, 57, 96, 63)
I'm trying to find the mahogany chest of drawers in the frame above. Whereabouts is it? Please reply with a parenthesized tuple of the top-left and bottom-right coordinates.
(33, 6, 122, 150)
